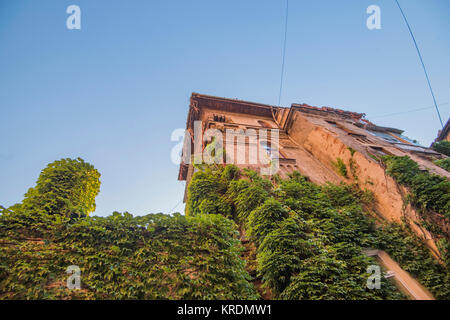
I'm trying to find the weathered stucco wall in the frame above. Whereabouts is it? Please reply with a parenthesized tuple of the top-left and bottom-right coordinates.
(181, 94, 447, 258)
(286, 111, 442, 256)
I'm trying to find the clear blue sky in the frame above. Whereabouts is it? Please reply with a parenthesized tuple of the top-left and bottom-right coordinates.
(1, 0, 449, 217)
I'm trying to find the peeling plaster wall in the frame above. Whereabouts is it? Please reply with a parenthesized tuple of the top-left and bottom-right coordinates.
(180, 95, 448, 258)
(287, 111, 442, 257)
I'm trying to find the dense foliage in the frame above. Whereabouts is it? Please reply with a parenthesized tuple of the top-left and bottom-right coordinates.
(12, 158, 101, 218)
(372, 223, 449, 298)
(186, 164, 450, 300)
(432, 140, 450, 157)
(332, 158, 348, 178)
(2, 158, 448, 300)
(0, 158, 257, 299)
(434, 158, 450, 172)
(382, 155, 450, 219)
(0, 210, 258, 299)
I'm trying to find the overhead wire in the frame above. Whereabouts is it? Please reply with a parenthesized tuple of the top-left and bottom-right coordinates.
(370, 100, 450, 119)
(168, 181, 186, 214)
(394, 0, 444, 128)
(278, 0, 289, 106)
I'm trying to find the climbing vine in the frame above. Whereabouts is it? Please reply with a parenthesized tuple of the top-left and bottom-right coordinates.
(186, 164, 449, 300)
(434, 158, 450, 172)
(0, 159, 257, 300)
(0, 210, 258, 299)
(2, 158, 448, 300)
(432, 140, 450, 157)
(382, 155, 450, 219)
(332, 158, 348, 178)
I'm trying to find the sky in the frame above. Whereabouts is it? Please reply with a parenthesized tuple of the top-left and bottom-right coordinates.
(0, 0, 449, 217)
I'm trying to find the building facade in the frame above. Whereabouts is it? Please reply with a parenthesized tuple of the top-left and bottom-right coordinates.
(434, 118, 450, 143)
(178, 93, 449, 256)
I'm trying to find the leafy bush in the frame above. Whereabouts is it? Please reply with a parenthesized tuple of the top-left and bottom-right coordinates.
(246, 198, 289, 245)
(185, 166, 233, 217)
(434, 158, 450, 172)
(332, 158, 348, 177)
(257, 217, 314, 295)
(322, 183, 359, 207)
(17, 158, 101, 218)
(0, 211, 258, 299)
(185, 165, 449, 299)
(186, 165, 449, 300)
(0, 160, 258, 300)
(228, 180, 270, 223)
(382, 155, 450, 218)
(372, 223, 450, 300)
(432, 140, 450, 156)
(3, 159, 448, 300)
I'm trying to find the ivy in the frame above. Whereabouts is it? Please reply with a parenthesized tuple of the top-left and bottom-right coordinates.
(187, 164, 449, 299)
(434, 158, 450, 172)
(185, 165, 233, 218)
(2, 158, 448, 300)
(17, 158, 101, 218)
(0, 211, 258, 299)
(247, 198, 289, 245)
(372, 223, 450, 299)
(382, 155, 450, 219)
(332, 158, 348, 178)
(257, 217, 314, 295)
(186, 165, 448, 299)
(0, 160, 258, 300)
(432, 140, 450, 156)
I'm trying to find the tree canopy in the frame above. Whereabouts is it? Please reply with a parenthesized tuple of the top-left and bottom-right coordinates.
(1, 159, 448, 300)
(16, 158, 101, 218)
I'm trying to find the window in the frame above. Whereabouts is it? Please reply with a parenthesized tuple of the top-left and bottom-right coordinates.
(392, 133, 421, 146)
(213, 114, 226, 122)
(368, 146, 390, 156)
(367, 130, 401, 144)
(260, 141, 275, 159)
(349, 133, 371, 144)
(326, 120, 337, 127)
(264, 144, 271, 155)
(259, 141, 285, 160)
(261, 142, 273, 158)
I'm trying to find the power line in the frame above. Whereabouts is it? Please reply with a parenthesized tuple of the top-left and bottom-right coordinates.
(371, 100, 450, 119)
(167, 181, 186, 214)
(394, 0, 444, 128)
(168, 199, 183, 214)
(278, 0, 289, 106)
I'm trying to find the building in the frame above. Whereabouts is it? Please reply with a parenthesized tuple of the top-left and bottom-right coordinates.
(433, 118, 450, 143)
(178, 93, 449, 256)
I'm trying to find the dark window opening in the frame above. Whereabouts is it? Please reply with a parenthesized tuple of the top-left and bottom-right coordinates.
(367, 146, 393, 158)
(326, 120, 337, 127)
(349, 133, 371, 144)
(213, 114, 226, 122)
(367, 130, 401, 144)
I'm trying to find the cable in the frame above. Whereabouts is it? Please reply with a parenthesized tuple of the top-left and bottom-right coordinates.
(278, 0, 289, 106)
(168, 199, 183, 214)
(371, 100, 450, 119)
(394, 0, 444, 128)
(168, 181, 186, 214)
